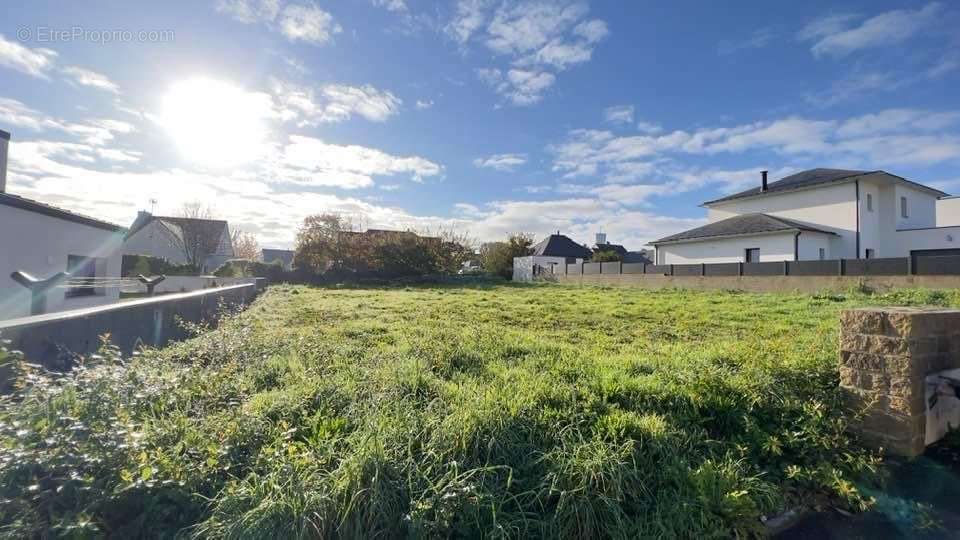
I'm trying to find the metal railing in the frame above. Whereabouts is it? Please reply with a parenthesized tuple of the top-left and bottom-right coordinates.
(10, 271, 166, 316)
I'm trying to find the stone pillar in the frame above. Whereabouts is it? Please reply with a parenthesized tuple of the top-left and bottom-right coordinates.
(839, 307, 960, 457)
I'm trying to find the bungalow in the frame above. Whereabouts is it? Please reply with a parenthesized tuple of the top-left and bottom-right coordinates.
(513, 232, 591, 281)
(0, 130, 126, 319)
(651, 168, 959, 266)
(123, 211, 234, 273)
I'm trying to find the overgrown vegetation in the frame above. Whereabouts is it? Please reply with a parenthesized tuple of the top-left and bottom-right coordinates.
(479, 233, 534, 278)
(2, 285, 959, 538)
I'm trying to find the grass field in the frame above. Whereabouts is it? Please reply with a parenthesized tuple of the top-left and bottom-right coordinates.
(2, 283, 959, 538)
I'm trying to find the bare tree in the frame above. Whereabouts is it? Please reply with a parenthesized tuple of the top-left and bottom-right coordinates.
(166, 201, 223, 271)
(231, 229, 261, 260)
(179, 201, 215, 220)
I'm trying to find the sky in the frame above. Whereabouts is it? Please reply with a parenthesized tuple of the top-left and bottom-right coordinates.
(1, 0, 959, 250)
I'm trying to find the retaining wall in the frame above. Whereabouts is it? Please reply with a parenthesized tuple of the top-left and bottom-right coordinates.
(0, 284, 258, 370)
(555, 273, 960, 293)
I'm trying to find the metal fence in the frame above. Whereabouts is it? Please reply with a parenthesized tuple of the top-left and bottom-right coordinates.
(563, 255, 960, 278)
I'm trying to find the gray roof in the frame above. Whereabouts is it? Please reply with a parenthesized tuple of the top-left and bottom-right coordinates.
(262, 248, 294, 266)
(703, 168, 949, 206)
(0, 192, 125, 232)
(652, 213, 837, 245)
(533, 234, 592, 258)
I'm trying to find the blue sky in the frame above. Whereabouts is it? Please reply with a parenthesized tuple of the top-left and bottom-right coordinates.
(1, 1, 959, 249)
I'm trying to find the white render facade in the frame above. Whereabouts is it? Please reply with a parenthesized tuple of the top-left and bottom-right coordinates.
(0, 194, 125, 320)
(653, 170, 960, 265)
(122, 213, 235, 273)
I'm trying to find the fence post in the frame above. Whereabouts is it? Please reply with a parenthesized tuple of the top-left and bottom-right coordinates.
(669, 264, 674, 276)
(138, 274, 166, 296)
(738, 262, 743, 276)
(906, 256, 913, 276)
(10, 270, 70, 316)
(700, 263, 706, 276)
(838, 259, 845, 276)
(642, 263, 647, 274)
(783, 260, 789, 276)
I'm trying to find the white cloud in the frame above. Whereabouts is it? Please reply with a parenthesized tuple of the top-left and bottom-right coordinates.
(453, 1, 608, 105)
(473, 153, 527, 171)
(636, 121, 662, 135)
(61, 66, 120, 94)
(0, 34, 57, 78)
(801, 3, 944, 57)
(273, 135, 443, 188)
(477, 67, 556, 105)
(717, 27, 775, 55)
(415, 99, 434, 110)
(0, 97, 135, 146)
(372, 0, 407, 12)
(279, 3, 342, 44)
(271, 79, 401, 124)
(215, 0, 281, 23)
(215, 0, 341, 45)
(603, 105, 634, 125)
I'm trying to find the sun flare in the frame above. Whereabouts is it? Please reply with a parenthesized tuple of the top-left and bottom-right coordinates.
(159, 77, 272, 168)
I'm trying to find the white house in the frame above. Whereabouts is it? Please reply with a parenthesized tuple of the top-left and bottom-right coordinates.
(0, 129, 127, 320)
(651, 169, 959, 266)
(513, 233, 591, 281)
(123, 211, 234, 273)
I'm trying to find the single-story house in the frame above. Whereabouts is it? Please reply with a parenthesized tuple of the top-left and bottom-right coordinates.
(1, 129, 126, 319)
(261, 248, 295, 269)
(513, 233, 591, 281)
(651, 168, 959, 265)
(123, 211, 234, 273)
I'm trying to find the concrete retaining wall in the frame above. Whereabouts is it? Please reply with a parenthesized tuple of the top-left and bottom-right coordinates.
(840, 307, 960, 457)
(120, 276, 264, 295)
(555, 273, 960, 293)
(0, 284, 258, 370)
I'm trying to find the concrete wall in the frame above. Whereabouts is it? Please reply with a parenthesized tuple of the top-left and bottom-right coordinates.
(707, 181, 858, 258)
(119, 275, 262, 295)
(555, 272, 960, 293)
(0, 203, 124, 321)
(936, 198, 960, 227)
(0, 283, 258, 370)
(839, 307, 960, 457)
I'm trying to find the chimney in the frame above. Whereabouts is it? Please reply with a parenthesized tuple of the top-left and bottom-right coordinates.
(0, 129, 9, 193)
(596, 232, 607, 245)
(760, 170, 768, 192)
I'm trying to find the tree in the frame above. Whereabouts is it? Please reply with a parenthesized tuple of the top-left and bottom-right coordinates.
(170, 201, 222, 271)
(294, 213, 359, 274)
(231, 229, 261, 260)
(480, 233, 534, 279)
(591, 249, 622, 262)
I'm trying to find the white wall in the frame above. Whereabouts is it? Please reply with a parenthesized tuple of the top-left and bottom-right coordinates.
(658, 233, 796, 264)
(707, 181, 858, 258)
(895, 184, 938, 230)
(798, 232, 834, 260)
(119, 275, 259, 295)
(937, 198, 960, 227)
(512, 256, 579, 281)
(0, 204, 124, 320)
(894, 226, 960, 254)
(122, 221, 188, 265)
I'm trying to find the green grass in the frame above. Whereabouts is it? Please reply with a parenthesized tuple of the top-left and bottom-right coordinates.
(2, 283, 959, 538)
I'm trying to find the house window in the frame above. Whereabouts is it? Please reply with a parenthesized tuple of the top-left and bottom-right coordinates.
(65, 255, 104, 298)
(819, 248, 826, 260)
(901, 196, 909, 218)
(866, 193, 873, 212)
(745, 248, 760, 263)
(865, 249, 875, 259)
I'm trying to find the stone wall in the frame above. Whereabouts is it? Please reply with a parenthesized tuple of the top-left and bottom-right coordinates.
(839, 307, 960, 457)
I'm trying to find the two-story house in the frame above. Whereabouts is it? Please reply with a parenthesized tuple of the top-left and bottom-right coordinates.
(651, 168, 959, 266)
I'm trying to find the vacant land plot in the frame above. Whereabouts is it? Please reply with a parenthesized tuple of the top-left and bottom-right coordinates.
(2, 284, 959, 538)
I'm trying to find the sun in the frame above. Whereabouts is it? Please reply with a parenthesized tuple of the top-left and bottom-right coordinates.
(158, 77, 272, 168)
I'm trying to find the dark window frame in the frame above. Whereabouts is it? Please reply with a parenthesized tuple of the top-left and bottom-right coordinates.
(745, 248, 760, 263)
(865, 249, 875, 259)
(866, 193, 873, 212)
(900, 196, 909, 218)
(65, 255, 105, 298)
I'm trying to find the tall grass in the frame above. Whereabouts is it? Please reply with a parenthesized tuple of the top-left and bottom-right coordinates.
(1, 285, 958, 538)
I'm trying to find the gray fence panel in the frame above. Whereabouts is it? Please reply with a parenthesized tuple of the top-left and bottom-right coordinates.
(622, 263, 646, 274)
(788, 260, 840, 276)
(915, 255, 960, 275)
(705, 263, 740, 276)
(601, 262, 622, 274)
(673, 264, 703, 276)
(743, 262, 784, 276)
(844, 257, 909, 276)
(583, 263, 602, 275)
(646, 264, 671, 275)
(567, 264, 582, 275)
